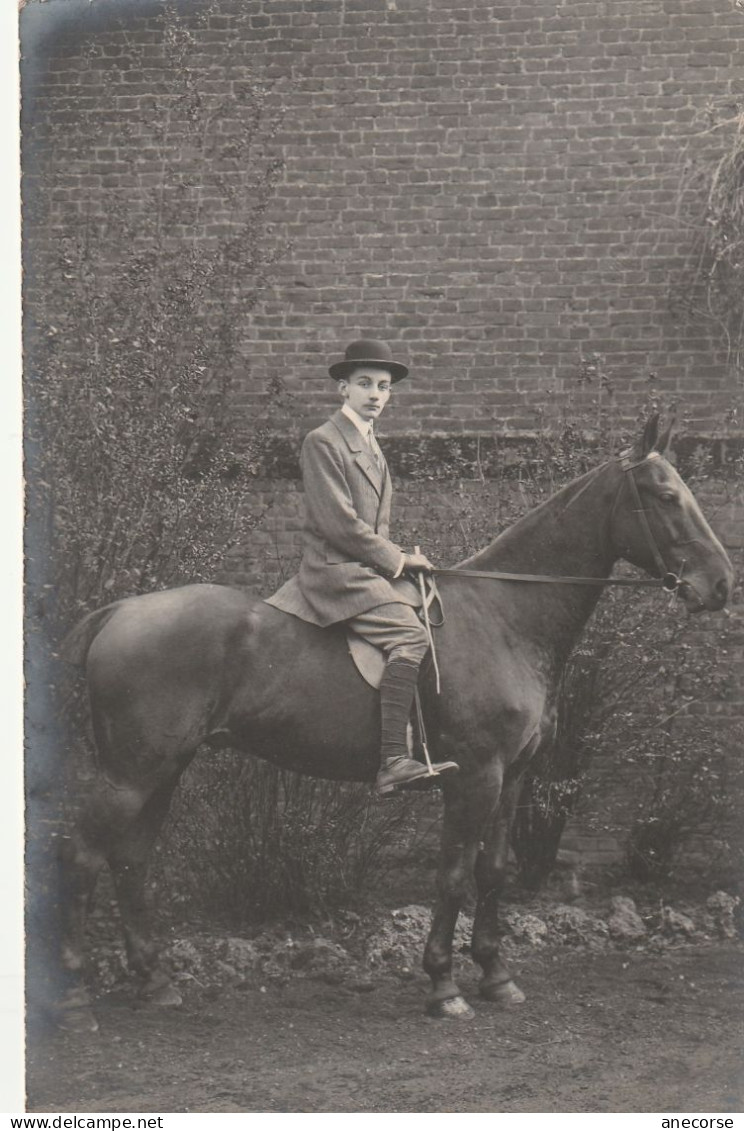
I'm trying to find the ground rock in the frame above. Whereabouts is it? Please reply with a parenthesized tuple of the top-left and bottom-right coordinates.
(607, 896, 647, 943)
(258, 935, 357, 981)
(546, 904, 609, 949)
(659, 906, 697, 939)
(703, 892, 740, 940)
(364, 904, 473, 972)
(163, 939, 207, 982)
(502, 909, 550, 947)
(222, 937, 262, 974)
(289, 937, 357, 975)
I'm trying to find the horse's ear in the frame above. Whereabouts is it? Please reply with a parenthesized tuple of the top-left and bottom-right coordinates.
(654, 414, 675, 456)
(630, 413, 660, 460)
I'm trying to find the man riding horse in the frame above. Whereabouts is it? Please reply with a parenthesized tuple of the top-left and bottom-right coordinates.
(56, 389, 733, 1027)
(265, 338, 458, 794)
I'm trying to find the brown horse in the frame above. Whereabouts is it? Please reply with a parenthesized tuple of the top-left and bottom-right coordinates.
(56, 418, 733, 1029)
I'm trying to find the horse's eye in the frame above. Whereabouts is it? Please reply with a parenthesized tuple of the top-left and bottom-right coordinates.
(659, 492, 678, 505)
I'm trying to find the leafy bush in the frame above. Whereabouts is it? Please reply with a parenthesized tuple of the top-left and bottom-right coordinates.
(25, 4, 285, 637)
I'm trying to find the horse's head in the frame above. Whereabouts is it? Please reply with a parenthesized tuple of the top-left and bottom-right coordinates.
(610, 415, 735, 612)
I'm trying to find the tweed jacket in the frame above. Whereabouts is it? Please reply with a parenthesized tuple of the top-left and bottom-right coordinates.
(265, 409, 418, 627)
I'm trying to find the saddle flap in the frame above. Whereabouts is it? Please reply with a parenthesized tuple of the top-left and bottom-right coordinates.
(347, 633, 387, 689)
(347, 575, 425, 689)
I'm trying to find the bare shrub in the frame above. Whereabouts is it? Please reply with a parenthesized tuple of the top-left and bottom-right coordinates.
(156, 753, 419, 923)
(624, 646, 744, 883)
(667, 100, 744, 419)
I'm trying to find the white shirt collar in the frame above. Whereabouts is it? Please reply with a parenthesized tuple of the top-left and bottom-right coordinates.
(341, 402, 374, 438)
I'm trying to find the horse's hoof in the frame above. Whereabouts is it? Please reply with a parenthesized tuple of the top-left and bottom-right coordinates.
(425, 994, 475, 1020)
(53, 989, 100, 1033)
(59, 1007, 99, 1033)
(55, 1003, 99, 1033)
(143, 982, 183, 1007)
(479, 978, 526, 1006)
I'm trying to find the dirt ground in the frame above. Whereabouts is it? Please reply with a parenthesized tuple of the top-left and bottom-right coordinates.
(26, 927, 744, 1114)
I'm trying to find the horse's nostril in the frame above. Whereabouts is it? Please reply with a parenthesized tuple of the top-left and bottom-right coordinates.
(715, 578, 730, 603)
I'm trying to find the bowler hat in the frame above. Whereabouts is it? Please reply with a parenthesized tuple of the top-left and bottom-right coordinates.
(328, 338, 409, 383)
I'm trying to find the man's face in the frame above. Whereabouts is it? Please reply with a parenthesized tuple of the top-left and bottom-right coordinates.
(339, 367, 392, 422)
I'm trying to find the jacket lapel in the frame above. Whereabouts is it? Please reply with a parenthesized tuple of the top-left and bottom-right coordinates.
(330, 410, 385, 497)
(354, 451, 385, 496)
(380, 460, 392, 513)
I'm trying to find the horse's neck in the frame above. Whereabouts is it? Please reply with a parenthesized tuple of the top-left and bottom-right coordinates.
(465, 464, 618, 575)
(462, 464, 620, 655)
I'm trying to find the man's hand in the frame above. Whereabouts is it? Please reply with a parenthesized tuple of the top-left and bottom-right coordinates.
(403, 550, 434, 573)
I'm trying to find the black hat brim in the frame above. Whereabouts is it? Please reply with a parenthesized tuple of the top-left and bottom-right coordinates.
(329, 359, 409, 382)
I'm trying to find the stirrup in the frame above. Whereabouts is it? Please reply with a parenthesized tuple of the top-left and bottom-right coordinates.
(389, 760, 460, 794)
(376, 756, 459, 796)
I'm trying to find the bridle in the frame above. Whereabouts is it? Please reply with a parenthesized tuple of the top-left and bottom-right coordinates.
(612, 451, 684, 594)
(430, 451, 683, 593)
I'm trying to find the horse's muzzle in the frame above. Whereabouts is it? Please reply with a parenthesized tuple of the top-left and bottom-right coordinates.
(679, 573, 733, 612)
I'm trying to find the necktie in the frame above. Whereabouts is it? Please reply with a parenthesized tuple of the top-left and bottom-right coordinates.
(367, 429, 383, 470)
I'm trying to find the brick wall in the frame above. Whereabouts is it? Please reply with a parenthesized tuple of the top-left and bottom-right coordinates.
(21, 0, 744, 435)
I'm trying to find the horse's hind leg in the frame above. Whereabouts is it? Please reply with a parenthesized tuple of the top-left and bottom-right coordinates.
(56, 821, 107, 1030)
(57, 765, 185, 1028)
(106, 771, 185, 1005)
(56, 776, 145, 1030)
(471, 774, 526, 1006)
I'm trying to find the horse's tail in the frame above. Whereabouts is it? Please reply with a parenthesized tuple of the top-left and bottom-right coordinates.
(60, 603, 121, 668)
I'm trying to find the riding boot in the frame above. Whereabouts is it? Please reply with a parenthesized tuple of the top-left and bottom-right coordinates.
(375, 660, 458, 794)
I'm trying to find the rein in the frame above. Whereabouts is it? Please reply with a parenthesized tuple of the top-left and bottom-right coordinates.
(431, 567, 674, 589)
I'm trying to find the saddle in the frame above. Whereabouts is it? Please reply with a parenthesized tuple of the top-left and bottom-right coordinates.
(346, 575, 440, 689)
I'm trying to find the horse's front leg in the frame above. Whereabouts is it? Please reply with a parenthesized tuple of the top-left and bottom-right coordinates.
(471, 773, 526, 1006)
(423, 777, 499, 1019)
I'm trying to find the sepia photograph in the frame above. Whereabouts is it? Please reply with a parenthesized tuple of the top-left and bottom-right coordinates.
(20, 0, 744, 1116)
